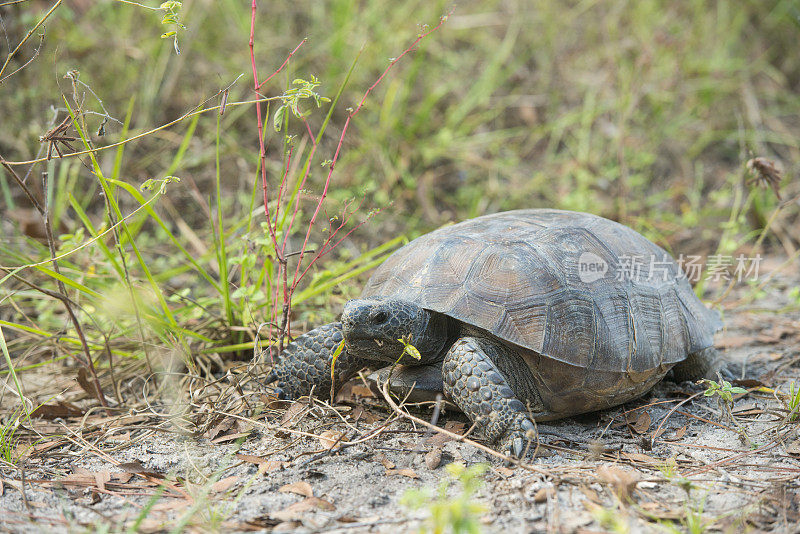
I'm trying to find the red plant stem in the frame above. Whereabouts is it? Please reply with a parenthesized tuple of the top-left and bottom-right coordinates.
(273, 146, 293, 228)
(293, 199, 373, 286)
(250, 3, 308, 351)
(258, 40, 307, 91)
(249, 2, 307, 250)
(289, 12, 452, 298)
(301, 116, 317, 146)
(250, 2, 450, 347)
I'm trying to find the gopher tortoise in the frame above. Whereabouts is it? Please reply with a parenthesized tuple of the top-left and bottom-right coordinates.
(266, 209, 722, 456)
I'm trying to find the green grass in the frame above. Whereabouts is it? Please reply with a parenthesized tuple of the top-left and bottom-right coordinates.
(0, 0, 798, 412)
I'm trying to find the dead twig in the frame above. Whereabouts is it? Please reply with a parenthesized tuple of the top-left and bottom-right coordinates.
(0, 0, 61, 84)
(0, 162, 109, 413)
(378, 376, 552, 477)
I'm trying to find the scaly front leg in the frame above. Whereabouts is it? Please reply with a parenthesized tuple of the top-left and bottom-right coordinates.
(265, 322, 364, 400)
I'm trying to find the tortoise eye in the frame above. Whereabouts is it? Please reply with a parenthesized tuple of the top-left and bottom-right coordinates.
(372, 311, 388, 325)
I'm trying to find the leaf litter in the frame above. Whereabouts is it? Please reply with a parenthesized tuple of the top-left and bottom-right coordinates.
(0, 266, 799, 532)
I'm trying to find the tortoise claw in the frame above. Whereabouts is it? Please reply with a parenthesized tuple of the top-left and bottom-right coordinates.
(511, 437, 525, 458)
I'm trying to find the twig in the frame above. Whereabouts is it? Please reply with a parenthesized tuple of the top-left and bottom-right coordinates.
(0, 31, 44, 85)
(0, 0, 61, 83)
(378, 377, 552, 476)
(2, 94, 270, 167)
(649, 391, 701, 443)
(0, 161, 109, 412)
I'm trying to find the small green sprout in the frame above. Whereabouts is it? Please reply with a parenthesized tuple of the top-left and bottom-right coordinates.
(782, 381, 800, 422)
(590, 503, 630, 534)
(397, 333, 421, 360)
(0, 410, 23, 464)
(699, 378, 747, 425)
(329, 339, 347, 400)
(401, 462, 488, 534)
(699, 378, 747, 403)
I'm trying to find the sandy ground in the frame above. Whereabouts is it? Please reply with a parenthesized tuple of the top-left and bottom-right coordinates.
(1, 258, 799, 533)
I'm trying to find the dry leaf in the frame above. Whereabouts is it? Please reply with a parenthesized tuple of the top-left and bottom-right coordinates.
(236, 453, 284, 473)
(533, 486, 554, 503)
(258, 461, 284, 474)
(279, 481, 314, 498)
(631, 411, 651, 434)
(377, 454, 395, 470)
(351, 384, 375, 398)
(206, 418, 235, 440)
(786, 441, 800, 456)
(386, 468, 419, 479)
(333, 381, 355, 403)
(304, 496, 335, 511)
(94, 471, 111, 492)
(272, 497, 335, 521)
(426, 420, 467, 447)
(597, 465, 639, 501)
(30, 402, 83, 419)
(281, 402, 308, 426)
(212, 431, 251, 444)
(350, 406, 364, 421)
(579, 485, 602, 504)
(493, 466, 514, 478)
(444, 420, 466, 433)
(425, 448, 442, 470)
(319, 430, 344, 450)
(360, 410, 381, 424)
(236, 453, 267, 465)
(152, 499, 191, 512)
(118, 460, 165, 479)
(264, 396, 290, 410)
(113, 472, 134, 483)
(211, 476, 239, 493)
(58, 473, 95, 486)
(76, 367, 107, 404)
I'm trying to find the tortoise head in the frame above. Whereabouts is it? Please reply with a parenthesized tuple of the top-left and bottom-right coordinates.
(341, 297, 449, 365)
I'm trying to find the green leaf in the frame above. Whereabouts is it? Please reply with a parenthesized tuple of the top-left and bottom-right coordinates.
(273, 105, 286, 132)
(401, 341, 421, 360)
(329, 339, 346, 399)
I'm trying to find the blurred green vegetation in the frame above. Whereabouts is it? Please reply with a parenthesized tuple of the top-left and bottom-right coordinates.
(0, 0, 798, 390)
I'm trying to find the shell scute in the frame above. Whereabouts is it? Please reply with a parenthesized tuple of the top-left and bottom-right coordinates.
(361, 209, 720, 374)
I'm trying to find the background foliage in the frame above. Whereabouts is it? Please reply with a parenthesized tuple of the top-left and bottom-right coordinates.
(0, 0, 798, 410)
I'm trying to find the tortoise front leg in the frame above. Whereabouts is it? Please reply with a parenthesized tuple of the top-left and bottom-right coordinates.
(442, 337, 540, 457)
(265, 322, 363, 400)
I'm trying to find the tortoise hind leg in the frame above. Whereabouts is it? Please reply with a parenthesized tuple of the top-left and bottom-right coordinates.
(669, 347, 731, 382)
(442, 337, 542, 457)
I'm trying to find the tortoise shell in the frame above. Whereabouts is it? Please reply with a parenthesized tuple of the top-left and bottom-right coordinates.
(362, 209, 720, 379)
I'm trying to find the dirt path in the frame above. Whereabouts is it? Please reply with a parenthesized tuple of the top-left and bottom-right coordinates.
(1, 258, 799, 533)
